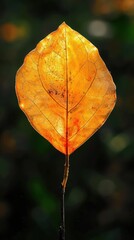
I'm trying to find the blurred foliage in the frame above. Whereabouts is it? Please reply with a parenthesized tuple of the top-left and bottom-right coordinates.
(0, 0, 134, 240)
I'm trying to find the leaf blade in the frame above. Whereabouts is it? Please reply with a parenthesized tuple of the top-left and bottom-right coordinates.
(16, 22, 116, 155)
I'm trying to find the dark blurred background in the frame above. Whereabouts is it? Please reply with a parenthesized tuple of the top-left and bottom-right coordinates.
(0, 0, 134, 239)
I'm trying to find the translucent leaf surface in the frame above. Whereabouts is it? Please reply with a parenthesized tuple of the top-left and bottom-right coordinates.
(15, 22, 116, 155)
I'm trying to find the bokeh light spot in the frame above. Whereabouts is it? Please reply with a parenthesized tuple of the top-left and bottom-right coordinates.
(88, 20, 112, 38)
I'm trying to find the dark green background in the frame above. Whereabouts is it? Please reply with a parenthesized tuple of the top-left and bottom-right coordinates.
(0, 0, 134, 239)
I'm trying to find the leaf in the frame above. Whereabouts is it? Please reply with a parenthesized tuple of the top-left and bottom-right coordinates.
(15, 22, 116, 155)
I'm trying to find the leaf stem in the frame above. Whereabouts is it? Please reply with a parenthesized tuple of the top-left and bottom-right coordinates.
(62, 154, 70, 191)
(59, 154, 70, 240)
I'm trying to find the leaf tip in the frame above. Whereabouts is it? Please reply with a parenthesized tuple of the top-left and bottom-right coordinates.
(59, 21, 68, 29)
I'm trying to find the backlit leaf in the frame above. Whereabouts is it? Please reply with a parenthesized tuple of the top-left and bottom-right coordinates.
(15, 22, 116, 155)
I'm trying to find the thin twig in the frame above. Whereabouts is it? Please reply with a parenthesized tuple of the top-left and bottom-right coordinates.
(59, 188, 65, 240)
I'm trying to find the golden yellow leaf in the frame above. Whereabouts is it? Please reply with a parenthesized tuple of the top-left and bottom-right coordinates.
(15, 22, 116, 155)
